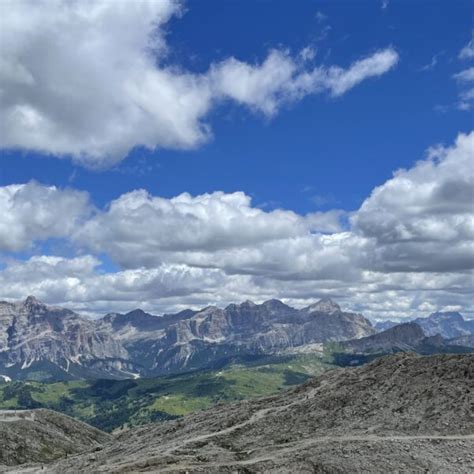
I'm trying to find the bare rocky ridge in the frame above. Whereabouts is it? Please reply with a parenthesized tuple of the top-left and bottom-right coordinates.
(339, 321, 474, 356)
(7, 353, 472, 472)
(340, 322, 447, 354)
(0, 409, 111, 466)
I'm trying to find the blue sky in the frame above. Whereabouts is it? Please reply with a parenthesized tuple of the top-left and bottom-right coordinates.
(0, 0, 473, 319)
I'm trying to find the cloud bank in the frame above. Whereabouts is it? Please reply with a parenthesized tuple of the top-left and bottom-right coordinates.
(1, 132, 472, 319)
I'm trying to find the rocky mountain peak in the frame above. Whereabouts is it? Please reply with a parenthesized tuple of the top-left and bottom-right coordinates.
(24, 295, 41, 305)
(198, 305, 221, 316)
(304, 298, 341, 314)
(386, 321, 425, 339)
(261, 299, 289, 311)
(224, 301, 256, 311)
(428, 311, 463, 322)
(23, 295, 47, 313)
(241, 300, 256, 307)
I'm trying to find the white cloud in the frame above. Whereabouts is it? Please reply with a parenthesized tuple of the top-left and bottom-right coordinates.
(353, 131, 474, 272)
(0, 0, 211, 167)
(419, 55, 438, 72)
(453, 67, 474, 110)
(453, 67, 474, 82)
(210, 50, 298, 116)
(321, 49, 399, 96)
(459, 34, 474, 60)
(315, 11, 328, 23)
(0, 0, 399, 167)
(0, 182, 91, 252)
(454, 37, 474, 109)
(212, 48, 399, 113)
(75, 189, 348, 273)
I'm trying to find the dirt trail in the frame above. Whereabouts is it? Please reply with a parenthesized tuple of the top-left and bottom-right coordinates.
(0, 410, 36, 423)
(158, 435, 474, 472)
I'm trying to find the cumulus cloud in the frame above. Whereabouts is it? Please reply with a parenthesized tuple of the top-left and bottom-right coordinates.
(74, 190, 348, 271)
(0, 182, 91, 252)
(77, 190, 306, 255)
(0, 0, 210, 167)
(353, 131, 474, 273)
(0, 0, 399, 167)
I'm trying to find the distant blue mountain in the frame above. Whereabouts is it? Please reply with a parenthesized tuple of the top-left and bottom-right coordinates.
(412, 312, 474, 339)
(374, 320, 400, 332)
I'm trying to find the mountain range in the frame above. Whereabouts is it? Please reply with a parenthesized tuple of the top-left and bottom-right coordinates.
(1, 296, 473, 382)
(0, 296, 375, 381)
(374, 312, 474, 338)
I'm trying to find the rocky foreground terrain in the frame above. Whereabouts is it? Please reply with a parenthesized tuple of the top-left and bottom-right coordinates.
(2, 353, 472, 473)
(0, 409, 111, 466)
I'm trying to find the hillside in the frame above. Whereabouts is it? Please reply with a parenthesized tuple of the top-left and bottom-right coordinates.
(0, 409, 111, 466)
(341, 322, 426, 353)
(7, 353, 472, 473)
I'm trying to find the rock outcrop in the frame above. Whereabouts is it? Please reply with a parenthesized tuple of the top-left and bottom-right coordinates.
(0, 409, 111, 466)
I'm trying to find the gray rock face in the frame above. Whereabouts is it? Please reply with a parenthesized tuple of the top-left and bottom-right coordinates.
(9, 353, 473, 473)
(135, 298, 376, 376)
(412, 311, 474, 338)
(302, 297, 341, 314)
(448, 334, 474, 347)
(0, 297, 134, 381)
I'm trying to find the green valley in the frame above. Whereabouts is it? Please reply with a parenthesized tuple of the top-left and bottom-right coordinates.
(0, 353, 334, 432)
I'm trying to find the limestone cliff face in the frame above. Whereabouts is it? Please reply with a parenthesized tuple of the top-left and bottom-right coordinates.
(0, 297, 133, 380)
(121, 297, 376, 376)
